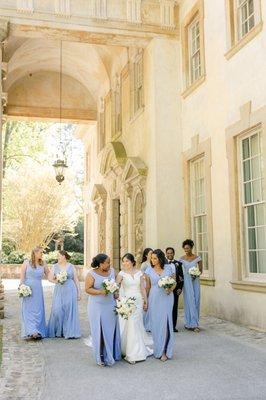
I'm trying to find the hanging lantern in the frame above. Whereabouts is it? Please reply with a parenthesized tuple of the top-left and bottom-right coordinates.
(53, 158, 68, 184)
(53, 41, 68, 184)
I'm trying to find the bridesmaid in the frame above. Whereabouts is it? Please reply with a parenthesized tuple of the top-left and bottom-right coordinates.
(179, 239, 202, 332)
(141, 248, 153, 331)
(85, 254, 121, 366)
(47, 250, 81, 339)
(145, 249, 176, 361)
(20, 246, 49, 340)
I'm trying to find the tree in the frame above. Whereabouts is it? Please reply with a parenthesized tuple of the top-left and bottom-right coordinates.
(2, 121, 51, 177)
(3, 161, 79, 252)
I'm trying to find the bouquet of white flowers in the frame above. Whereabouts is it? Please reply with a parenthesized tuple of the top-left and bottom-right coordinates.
(188, 266, 201, 279)
(115, 297, 137, 320)
(18, 284, 32, 298)
(56, 270, 68, 284)
(102, 278, 119, 295)
(158, 276, 176, 290)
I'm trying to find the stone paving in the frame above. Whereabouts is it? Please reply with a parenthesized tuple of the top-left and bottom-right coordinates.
(1, 280, 266, 400)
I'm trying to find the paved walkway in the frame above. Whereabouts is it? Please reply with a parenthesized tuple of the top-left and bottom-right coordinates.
(1, 280, 266, 400)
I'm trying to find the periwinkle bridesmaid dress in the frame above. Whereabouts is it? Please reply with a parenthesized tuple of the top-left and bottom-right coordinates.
(146, 265, 174, 359)
(47, 263, 81, 339)
(21, 261, 46, 338)
(179, 256, 201, 329)
(141, 261, 151, 332)
(87, 268, 121, 366)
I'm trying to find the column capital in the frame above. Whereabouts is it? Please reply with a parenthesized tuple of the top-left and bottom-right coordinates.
(0, 19, 9, 43)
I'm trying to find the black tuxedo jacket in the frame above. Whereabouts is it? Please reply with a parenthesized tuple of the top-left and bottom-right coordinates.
(168, 259, 184, 292)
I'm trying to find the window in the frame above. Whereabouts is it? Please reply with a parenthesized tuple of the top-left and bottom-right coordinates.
(181, 1, 205, 97)
(188, 18, 201, 85)
(225, 0, 262, 58)
(131, 53, 144, 117)
(239, 130, 266, 274)
(190, 156, 209, 271)
(112, 76, 122, 137)
(237, 0, 255, 39)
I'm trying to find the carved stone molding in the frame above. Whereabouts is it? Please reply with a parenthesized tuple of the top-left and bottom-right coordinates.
(55, 0, 71, 17)
(160, 0, 178, 29)
(17, 0, 34, 13)
(127, 0, 142, 24)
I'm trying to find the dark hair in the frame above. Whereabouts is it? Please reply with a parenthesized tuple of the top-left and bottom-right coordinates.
(91, 253, 108, 269)
(166, 247, 175, 254)
(151, 249, 167, 269)
(59, 250, 71, 261)
(142, 248, 153, 263)
(182, 239, 194, 249)
(122, 253, 136, 266)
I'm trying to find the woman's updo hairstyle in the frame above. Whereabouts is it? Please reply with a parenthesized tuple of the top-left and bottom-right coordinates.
(122, 253, 136, 266)
(182, 239, 194, 249)
(59, 250, 71, 261)
(91, 253, 108, 269)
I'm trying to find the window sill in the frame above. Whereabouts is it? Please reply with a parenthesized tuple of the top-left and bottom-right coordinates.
(181, 74, 206, 99)
(200, 277, 215, 286)
(230, 280, 266, 294)
(130, 106, 145, 124)
(225, 22, 263, 60)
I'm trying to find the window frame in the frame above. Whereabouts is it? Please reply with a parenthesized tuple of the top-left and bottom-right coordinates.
(190, 155, 209, 273)
(181, 0, 206, 98)
(237, 128, 266, 279)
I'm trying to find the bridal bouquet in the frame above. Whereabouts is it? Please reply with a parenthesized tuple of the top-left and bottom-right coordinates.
(18, 284, 32, 298)
(56, 270, 68, 284)
(158, 276, 176, 290)
(188, 266, 201, 279)
(115, 297, 137, 320)
(102, 278, 119, 295)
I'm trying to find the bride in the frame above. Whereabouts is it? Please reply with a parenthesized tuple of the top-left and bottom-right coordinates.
(116, 253, 153, 364)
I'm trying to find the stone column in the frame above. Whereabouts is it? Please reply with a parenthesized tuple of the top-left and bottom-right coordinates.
(0, 19, 8, 319)
(145, 37, 184, 249)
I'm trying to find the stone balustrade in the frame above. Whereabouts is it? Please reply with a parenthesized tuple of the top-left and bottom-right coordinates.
(0, 264, 86, 282)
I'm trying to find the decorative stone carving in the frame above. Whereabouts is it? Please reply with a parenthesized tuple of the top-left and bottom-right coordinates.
(91, 184, 107, 253)
(89, 0, 107, 20)
(55, 0, 71, 17)
(17, 0, 34, 13)
(133, 191, 144, 266)
(127, 0, 142, 24)
(160, 0, 177, 29)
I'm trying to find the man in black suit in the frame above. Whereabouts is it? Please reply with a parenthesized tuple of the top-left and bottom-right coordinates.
(166, 247, 184, 332)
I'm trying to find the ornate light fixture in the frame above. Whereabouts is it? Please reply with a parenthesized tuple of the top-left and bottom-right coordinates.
(53, 41, 68, 184)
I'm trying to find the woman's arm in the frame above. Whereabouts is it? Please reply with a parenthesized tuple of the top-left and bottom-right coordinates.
(47, 266, 57, 284)
(140, 275, 148, 311)
(85, 273, 106, 296)
(116, 273, 123, 286)
(198, 259, 203, 274)
(43, 263, 50, 279)
(145, 274, 151, 297)
(20, 260, 27, 284)
(73, 267, 81, 300)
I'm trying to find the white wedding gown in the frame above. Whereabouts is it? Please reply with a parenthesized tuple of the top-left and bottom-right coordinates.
(119, 270, 153, 363)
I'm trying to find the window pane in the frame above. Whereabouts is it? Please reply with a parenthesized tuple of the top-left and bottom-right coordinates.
(249, 14, 255, 30)
(257, 226, 266, 249)
(248, 228, 256, 249)
(244, 182, 252, 203)
(247, 205, 255, 227)
(258, 251, 266, 273)
(256, 203, 266, 226)
(249, 0, 254, 14)
(252, 179, 262, 203)
(249, 251, 257, 273)
(242, 138, 250, 159)
(250, 134, 259, 156)
(251, 156, 261, 180)
(243, 160, 251, 181)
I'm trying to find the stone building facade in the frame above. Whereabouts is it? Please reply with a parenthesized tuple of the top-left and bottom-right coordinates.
(0, 0, 266, 329)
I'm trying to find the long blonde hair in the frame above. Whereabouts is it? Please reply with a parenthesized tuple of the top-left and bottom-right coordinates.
(30, 246, 44, 268)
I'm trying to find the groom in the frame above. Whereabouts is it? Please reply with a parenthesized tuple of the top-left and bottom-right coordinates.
(166, 247, 184, 332)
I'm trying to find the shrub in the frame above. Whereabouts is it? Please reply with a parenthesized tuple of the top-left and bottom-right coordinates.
(3, 251, 27, 264)
(44, 251, 84, 265)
